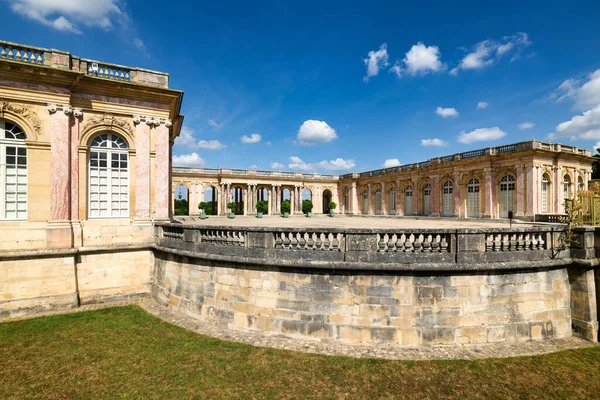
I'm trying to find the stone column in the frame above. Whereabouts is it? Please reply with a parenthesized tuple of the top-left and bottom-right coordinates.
(574, 169, 579, 200)
(350, 182, 358, 214)
(526, 165, 535, 217)
(412, 178, 419, 215)
(189, 182, 198, 216)
(431, 175, 440, 217)
(380, 183, 386, 215)
(396, 179, 403, 216)
(219, 183, 224, 215)
(70, 108, 83, 246)
(516, 165, 525, 217)
(155, 119, 172, 220)
(133, 115, 152, 221)
(367, 183, 372, 214)
(483, 169, 493, 218)
(247, 184, 252, 215)
(453, 173, 460, 217)
(554, 166, 562, 213)
(46, 104, 73, 248)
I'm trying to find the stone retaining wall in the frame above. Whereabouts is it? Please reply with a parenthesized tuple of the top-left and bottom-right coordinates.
(153, 250, 572, 346)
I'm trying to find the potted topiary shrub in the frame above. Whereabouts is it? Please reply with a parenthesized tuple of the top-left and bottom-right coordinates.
(227, 202, 236, 219)
(198, 201, 208, 219)
(302, 199, 313, 217)
(281, 199, 291, 218)
(256, 200, 267, 218)
(328, 201, 337, 217)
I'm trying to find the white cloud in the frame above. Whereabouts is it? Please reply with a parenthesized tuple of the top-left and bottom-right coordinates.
(518, 121, 535, 130)
(172, 153, 206, 167)
(174, 126, 197, 148)
(9, 0, 123, 34)
(270, 162, 285, 170)
(549, 70, 600, 110)
(436, 107, 459, 118)
(551, 105, 600, 140)
(421, 138, 448, 147)
(197, 140, 226, 150)
(458, 127, 506, 144)
(593, 142, 600, 153)
(133, 38, 145, 50)
(477, 101, 489, 109)
(450, 32, 531, 75)
(240, 133, 261, 144)
(297, 120, 338, 145)
(383, 158, 401, 168)
(389, 42, 445, 78)
(248, 165, 257, 170)
(288, 156, 355, 172)
(208, 119, 220, 128)
(363, 43, 389, 82)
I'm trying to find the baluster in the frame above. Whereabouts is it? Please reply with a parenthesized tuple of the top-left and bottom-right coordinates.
(315, 232, 323, 250)
(290, 232, 298, 249)
(36, 53, 42, 63)
(323, 233, 331, 250)
(388, 234, 397, 252)
(516, 233, 524, 251)
(422, 234, 431, 252)
(282, 232, 290, 248)
(274, 233, 283, 248)
(298, 232, 306, 249)
(440, 235, 449, 252)
(307, 233, 314, 249)
(378, 233, 387, 252)
(485, 234, 493, 251)
(414, 234, 423, 252)
(1, 47, 6, 58)
(331, 233, 339, 251)
(431, 234, 439, 252)
(537, 233, 545, 249)
(404, 233, 414, 252)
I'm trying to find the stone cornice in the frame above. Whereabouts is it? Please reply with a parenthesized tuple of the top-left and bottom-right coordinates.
(133, 115, 172, 127)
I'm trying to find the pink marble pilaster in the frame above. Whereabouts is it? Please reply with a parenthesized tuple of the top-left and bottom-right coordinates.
(483, 169, 493, 218)
(431, 175, 440, 217)
(70, 112, 81, 221)
(49, 105, 71, 221)
(516, 166, 525, 217)
(412, 179, 418, 215)
(554, 167, 561, 213)
(453, 173, 460, 217)
(135, 119, 151, 219)
(396, 179, 403, 216)
(526, 165, 535, 216)
(154, 122, 171, 220)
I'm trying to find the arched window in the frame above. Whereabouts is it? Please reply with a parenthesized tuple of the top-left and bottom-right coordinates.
(405, 186, 413, 216)
(343, 189, 349, 213)
(578, 176, 584, 192)
(374, 187, 382, 215)
(89, 133, 129, 218)
(389, 187, 396, 215)
(423, 184, 431, 216)
(563, 175, 572, 213)
(362, 190, 368, 214)
(467, 178, 480, 218)
(0, 120, 27, 220)
(541, 174, 550, 213)
(442, 181, 453, 217)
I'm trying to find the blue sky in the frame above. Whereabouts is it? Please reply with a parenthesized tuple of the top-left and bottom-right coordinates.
(2, 0, 600, 173)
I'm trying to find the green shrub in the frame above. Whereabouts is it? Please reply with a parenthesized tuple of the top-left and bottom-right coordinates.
(281, 200, 291, 214)
(328, 202, 337, 210)
(302, 199, 313, 214)
(227, 202, 236, 211)
(256, 200, 268, 213)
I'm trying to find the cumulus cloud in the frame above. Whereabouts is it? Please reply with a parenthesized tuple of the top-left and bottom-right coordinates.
(383, 159, 401, 168)
(133, 38, 145, 50)
(389, 42, 445, 78)
(477, 101, 489, 109)
(9, 0, 123, 34)
(421, 138, 448, 147)
(297, 120, 338, 145)
(270, 162, 286, 170)
(518, 121, 535, 130)
(197, 140, 226, 150)
(174, 127, 197, 148)
(551, 105, 600, 140)
(548, 69, 600, 110)
(363, 43, 389, 82)
(593, 142, 600, 153)
(458, 127, 506, 144)
(288, 156, 355, 172)
(450, 32, 531, 75)
(241, 133, 261, 144)
(436, 107, 459, 118)
(172, 153, 206, 167)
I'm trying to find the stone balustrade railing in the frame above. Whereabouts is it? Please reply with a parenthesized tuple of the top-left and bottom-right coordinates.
(155, 223, 567, 271)
(0, 40, 169, 88)
(172, 166, 339, 180)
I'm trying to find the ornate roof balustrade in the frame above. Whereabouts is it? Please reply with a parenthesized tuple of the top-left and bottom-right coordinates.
(155, 223, 570, 271)
(338, 140, 592, 180)
(172, 166, 339, 180)
(0, 40, 169, 88)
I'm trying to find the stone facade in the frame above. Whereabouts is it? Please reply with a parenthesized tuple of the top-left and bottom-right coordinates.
(153, 252, 572, 346)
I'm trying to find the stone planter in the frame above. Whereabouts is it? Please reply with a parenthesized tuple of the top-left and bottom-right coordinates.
(228, 212, 235, 219)
(282, 212, 289, 218)
(306, 212, 312, 218)
(329, 211, 335, 217)
(256, 212, 263, 218)
(200, 212, 207, 219)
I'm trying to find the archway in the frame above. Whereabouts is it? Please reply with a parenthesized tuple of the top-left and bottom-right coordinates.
(302, 188, 312, 214)
(499, 175, 515, 218)
(282, 187, 291, 214)
(442, 181, 453, 217)
(422, 184, 431, 216)
(322, 189, 332, 214)
(404, 185, 413, 216)
(203, 185, 218, 215)
(174, 184, 189, 216)
(373, 186, 382, 215)
(230, 186, 245, 215)
(466, 178, 480, 218)
(257, 187, 269, 215)
(388, 186, 396, 215)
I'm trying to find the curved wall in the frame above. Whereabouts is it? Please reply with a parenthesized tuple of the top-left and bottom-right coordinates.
(153, 250, 572, 346)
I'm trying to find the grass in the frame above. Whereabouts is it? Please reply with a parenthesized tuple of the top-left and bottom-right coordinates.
(1, 306, 599, 400)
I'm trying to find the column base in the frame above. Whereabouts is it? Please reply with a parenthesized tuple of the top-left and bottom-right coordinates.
(71, 220, 83, 247)
(46, 220, 73, 249)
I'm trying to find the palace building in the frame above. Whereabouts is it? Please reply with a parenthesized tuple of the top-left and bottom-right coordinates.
(0, 40, 183, 251)
(173, 141, 595, 220)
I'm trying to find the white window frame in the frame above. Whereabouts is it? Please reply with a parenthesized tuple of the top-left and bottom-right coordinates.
(423, 184, 431, 216)
(541, 175, 550, 213)
(405, 186, 413, 216)
(88, 133, 130, 219)
(442, 181, 453, 217)
(0, 120, 27, 221)
(467, 178, 480, 218)
(389, 189, 396, 215)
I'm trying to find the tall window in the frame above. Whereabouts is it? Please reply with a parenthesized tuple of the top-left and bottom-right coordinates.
(541, 174, 550, 213)
(0, 120, 27, 220)
(499, 175, 515, 218)
(423, 184, 431, 216)
(405, 186, 413, 216)
(578, 176, 584, 192)
(343, 190, 349, 212)
(89, 133, 129, 218)
(362, 190, 368, 214)
(442, 181, 453, 217)
(563, 175, 571, 213)
(389, 188, 396, 215)
(467, 178, 480, 218)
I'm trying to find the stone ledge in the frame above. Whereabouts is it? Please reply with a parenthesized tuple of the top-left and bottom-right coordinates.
(0, 243, 152, 260)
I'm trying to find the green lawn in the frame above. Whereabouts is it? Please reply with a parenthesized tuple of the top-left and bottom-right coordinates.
(1, 306, 599, 399)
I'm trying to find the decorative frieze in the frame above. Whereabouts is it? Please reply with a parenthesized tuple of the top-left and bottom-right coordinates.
(81, 113, 134, 136)
(132, 115, 172, 127)
(0, 99, 42, 134)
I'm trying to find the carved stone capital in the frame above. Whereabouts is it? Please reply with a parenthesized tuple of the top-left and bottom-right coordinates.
(46, 103, 58, 113)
